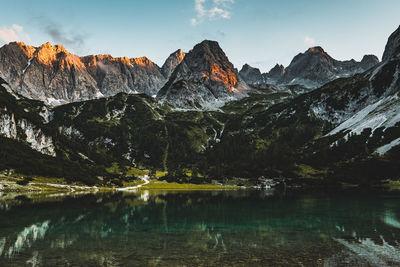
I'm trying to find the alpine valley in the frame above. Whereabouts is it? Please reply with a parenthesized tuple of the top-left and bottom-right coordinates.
(1, 25, 400, 189)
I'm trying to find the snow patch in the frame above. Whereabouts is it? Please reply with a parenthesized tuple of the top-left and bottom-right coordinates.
(46, 97, 67, 106)
(22, 58, 33, 74)
(95, 91, 104, 98)
(376, 137, 400, 155)
(328, 95, 400, 136)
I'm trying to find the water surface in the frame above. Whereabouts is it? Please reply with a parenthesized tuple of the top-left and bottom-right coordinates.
(1, 190, 400, 266)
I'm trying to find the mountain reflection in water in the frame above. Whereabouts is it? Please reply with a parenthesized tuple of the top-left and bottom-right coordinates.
(0, 190, 400, 266)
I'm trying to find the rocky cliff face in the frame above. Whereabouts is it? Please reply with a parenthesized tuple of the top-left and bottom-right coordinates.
(382, 26, 400, 62)
(81, 54, 166, 97)
(0, 42, 166, 105)
(0, 112, 56, 156)
(157, 40, 247, 108)
(161, 49, 185, 79)
(0, 78, 56, 156)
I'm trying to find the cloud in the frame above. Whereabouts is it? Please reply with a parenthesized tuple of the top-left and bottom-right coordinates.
(190, 0, 234, 26)
(209, 7, 231, 19)
(30, 16, 88, 54)
(213, 0, 234, 6)
(0, 24, 31, 44)
(195, 0, 206, 17)
(304, 36, 316, 47)
(44, 23, 84, 49)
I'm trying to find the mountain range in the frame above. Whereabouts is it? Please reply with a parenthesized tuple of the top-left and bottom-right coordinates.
(239, 47, 379, 88)
(0, 25, 399, 188)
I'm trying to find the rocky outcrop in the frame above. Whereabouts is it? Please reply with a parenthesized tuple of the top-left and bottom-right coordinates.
(265, 64, 285, 81)
(0, 112, 56, 156)
(361, 55, 380, 69)
(157, 40, 247, 108)
(161, 49, 185, 79)
(0, 42, 166, 105)
(382, 25, 400, 62)
(239, 64, 264, 84)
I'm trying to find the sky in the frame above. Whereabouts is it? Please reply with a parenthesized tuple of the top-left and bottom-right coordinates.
(0, 0, 399, 72)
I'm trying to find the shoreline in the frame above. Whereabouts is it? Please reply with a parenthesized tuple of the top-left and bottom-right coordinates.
(0, 175, 242, 195)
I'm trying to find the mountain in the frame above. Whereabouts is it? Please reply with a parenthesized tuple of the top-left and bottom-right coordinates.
(0, 42, 166, 105)
(239, 47, 379, 89)
(81, 54, 165, 97)
(382, 25, 400, 61)
(0, 77, 112, 184)
(238, 64, 264, 84)
(264, 64, 285, 81)
(279, 46, 379, 88)
(161, 49, 185, 78)
(157, 40, 248, 108)
(0, 26, 399, 189)
(204, 25, 400, 184)
(239, 63, 286, 85)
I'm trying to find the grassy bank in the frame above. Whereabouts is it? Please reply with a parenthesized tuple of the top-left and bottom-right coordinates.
(0, 173, 240, 194)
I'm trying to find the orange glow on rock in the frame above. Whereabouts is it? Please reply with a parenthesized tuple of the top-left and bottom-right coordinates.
(209, 63, 238, 91)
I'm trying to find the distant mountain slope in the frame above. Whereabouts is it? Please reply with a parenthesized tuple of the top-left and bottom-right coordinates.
(280, 47, 379, 88)
(239, 47, 379, 89)
(0, 42, 166, 105)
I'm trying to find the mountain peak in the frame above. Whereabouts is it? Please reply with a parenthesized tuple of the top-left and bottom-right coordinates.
(239, 64, 263, 84)
(187, 40, 238, 90)
(38, 42, 67, 53)
(34, 42, 83, 68)
(306, 46, 329, 56)
(192, 40, 224, 56)
(198, 39, 220, 47)
(131, 56, 155, 67)
(273, 63, 285, 71)
(174, 49, 185, 56)
(157, 39, 241, 108)
(241, 63, 253, 70)
(361, 54, 379, 64)
(161, 49, 186, 78)
(5, 41, 36, 58)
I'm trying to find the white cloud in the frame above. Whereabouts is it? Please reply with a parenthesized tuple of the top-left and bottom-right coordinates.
(213, 0, 234, 6)
(190, 0, 234, 26)
(209, 7, 231, 19)
(195, 0, 206, 16)
(0, 24, 31, 44)
(304, 36, 316, 47)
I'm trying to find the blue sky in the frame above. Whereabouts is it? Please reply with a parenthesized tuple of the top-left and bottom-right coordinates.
(0, 0, 399, 72)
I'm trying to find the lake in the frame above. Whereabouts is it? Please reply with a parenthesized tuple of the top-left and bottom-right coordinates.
(0, 189, 400, 266)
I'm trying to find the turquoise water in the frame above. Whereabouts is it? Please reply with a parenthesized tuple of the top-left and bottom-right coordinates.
(0, 190, 400, 266)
